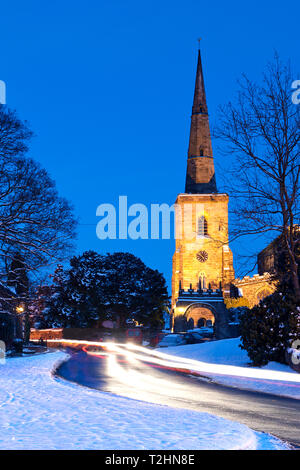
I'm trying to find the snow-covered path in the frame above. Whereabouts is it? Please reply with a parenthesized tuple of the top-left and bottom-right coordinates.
(0, 351, 289, 450)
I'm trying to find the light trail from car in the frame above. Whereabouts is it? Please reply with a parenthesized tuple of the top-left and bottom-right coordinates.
(34, 338, 300, 389)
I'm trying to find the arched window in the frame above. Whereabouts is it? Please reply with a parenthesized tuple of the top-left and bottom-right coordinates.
(197, 215, 208, 237)
(199, 148, 204, 156)
(197, 318, 205, 328)
(187, 318, 194, 330)
(199, 272, 206, 289)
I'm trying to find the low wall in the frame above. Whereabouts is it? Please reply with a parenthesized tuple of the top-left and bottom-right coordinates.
(30, 327, 127, 346)
(30, 328, 63, 341)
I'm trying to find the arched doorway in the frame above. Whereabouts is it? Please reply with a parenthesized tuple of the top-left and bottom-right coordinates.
(185, 303, 215, 330)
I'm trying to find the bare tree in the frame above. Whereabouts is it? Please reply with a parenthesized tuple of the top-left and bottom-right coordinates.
(215, 55, 300, 300)
(0, 105, 77, 289)
(0, 106, 32, 160)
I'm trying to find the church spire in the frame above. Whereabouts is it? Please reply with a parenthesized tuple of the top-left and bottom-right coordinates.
(185, 47, 217, 194)
(191, 48, 208, 116)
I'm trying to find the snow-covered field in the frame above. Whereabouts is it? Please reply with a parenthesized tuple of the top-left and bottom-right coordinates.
(166, 338, 300, 399)
(0, 351, 289, 450)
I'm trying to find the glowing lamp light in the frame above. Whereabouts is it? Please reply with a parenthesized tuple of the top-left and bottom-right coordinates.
(176, 307, 186, 314)
(16, 305, 24, 314)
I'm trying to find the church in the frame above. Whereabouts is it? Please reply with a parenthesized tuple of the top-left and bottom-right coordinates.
(171, 48, 275, 337)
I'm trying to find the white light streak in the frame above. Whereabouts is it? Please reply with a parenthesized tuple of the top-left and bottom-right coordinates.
(33, 338, 300, 386)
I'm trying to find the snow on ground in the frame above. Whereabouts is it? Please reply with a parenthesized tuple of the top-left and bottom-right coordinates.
(0, 351, 289, 450)
(166, 338, 300, 399)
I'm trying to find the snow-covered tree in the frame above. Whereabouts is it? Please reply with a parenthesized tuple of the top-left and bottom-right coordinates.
(99, 252, 169, 329)
(28, 284, 52, 329)
(43, 251, 169, 329)
(239, 289, 300, 366)
(43, 263, 100, 328)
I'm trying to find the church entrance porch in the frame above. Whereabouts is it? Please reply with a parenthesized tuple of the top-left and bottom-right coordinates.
(173, 301, 218, 334)
(173, 286, 233, 339)
(186, 305, 215, 329)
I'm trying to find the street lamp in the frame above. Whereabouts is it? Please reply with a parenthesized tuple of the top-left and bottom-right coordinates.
(15, 303, 25, 341)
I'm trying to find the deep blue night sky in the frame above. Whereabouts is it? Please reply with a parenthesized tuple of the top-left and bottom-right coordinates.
(1, 0, 299, 291)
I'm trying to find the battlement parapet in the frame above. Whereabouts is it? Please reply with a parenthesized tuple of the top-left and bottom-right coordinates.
(234, 272, 272, 285)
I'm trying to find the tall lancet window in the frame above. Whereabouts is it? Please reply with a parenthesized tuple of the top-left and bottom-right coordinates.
(199, 272, 206, 289)
(197, 215, 208, 237)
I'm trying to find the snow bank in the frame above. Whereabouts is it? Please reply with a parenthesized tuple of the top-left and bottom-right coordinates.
(0, 352, 288, 450)
(167, 338, 249, 366)
(166, 338, 300, 399)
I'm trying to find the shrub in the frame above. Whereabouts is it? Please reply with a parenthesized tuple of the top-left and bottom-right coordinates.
(239, 290, 300, 366)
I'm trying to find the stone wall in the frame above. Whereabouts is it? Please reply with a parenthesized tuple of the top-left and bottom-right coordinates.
(233, 273, 276, 308)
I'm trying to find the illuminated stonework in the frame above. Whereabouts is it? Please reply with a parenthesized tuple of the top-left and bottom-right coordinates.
(233, 273, 276, 308)
(172, 193, 235, 310)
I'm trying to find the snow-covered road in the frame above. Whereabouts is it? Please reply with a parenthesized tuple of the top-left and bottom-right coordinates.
(0, 351, 290, 450)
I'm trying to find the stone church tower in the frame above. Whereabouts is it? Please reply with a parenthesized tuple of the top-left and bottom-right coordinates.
(172, 48, 235, 332)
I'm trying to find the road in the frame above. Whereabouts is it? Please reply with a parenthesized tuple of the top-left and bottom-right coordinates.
(56, 343, 300, 447)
